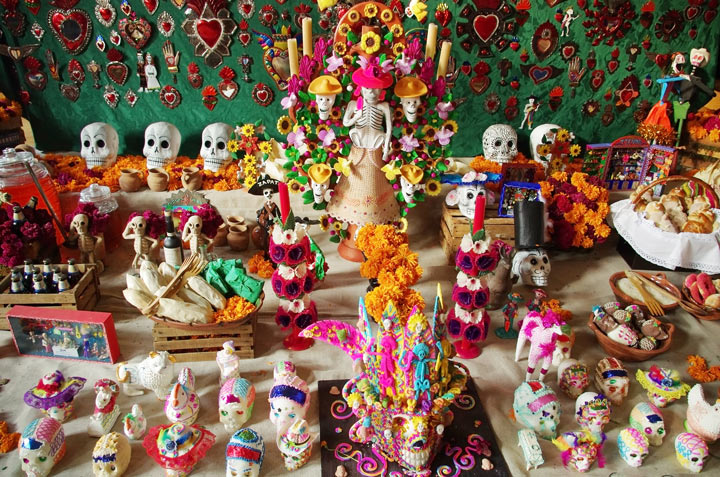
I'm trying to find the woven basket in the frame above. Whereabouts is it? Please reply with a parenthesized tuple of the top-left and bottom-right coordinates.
(632, 175, 720, 208)
(149, 294, 264, 331)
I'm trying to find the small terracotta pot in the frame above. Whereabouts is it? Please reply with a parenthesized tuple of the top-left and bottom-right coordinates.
(119, 168, 143, 192)
(181, 166, 202, 191)
(147, 168, 170, 192)
(227, 224, 249, 251)
(212, 223, 229, 247)
(227, 215, 246, 227)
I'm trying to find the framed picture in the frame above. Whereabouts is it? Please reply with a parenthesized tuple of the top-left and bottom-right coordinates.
(498, 182, 542, 218)
(7, 306, 120, 363)
(501, 163, 536, 185)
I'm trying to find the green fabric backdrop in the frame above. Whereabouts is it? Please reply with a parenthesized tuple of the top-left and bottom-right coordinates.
(0, 1, 717, 157)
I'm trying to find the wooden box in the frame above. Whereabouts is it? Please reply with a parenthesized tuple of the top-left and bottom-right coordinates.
(440, 203, 515, 263)
(0, 264, 100, 331)
(152, 316, 256, 362)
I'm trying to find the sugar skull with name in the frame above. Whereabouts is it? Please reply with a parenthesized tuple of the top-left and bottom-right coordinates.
(617, 427, 649, 468)
(19, 417, 66, 477)
(553, 429, 605, 473)
(636, 366, 690, 408)
(513, 380, 561, 440)
(594, 357, 630, 406)
(575, 392, 611, 434)
(557, 359, 589, 399)
(629, 402, 665, 446)
(219, 377, 256, 433)
(675, 432, 709, 473)
(226, 428, 264, 477)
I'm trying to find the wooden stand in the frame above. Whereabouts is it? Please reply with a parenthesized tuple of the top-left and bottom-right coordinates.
(152, 315, 256, 362)
(439, 203, 515, 263)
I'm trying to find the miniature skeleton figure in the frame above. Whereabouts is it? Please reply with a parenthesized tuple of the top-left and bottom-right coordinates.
(144, 53, 160, 91)
(69, 213, 104, 272)
(137, 52, 147, 92)
(482, 124, 518, 163)
(182, 215, 211, 259)
(307, 163, 332, 205)
(345, 90, 392, 158)
(512, 249, 551, 287)
(399, 164, 424, 203)
(88, 379, 121, 437)
(520, 96, 540, 130)
(80, 122, 119, 169)
(560, 8, 579, 37)
(122, 216, 159, 269)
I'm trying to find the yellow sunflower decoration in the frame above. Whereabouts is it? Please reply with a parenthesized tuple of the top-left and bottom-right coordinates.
(364, 3, 378, 17)
(277, 116, 292, 134)
(425, 179, 441, 196)
(241, 124, 255, 137)
(536, 144, 551, 157)
(259, 141, 273, 154)
(334, 42, 347, 55)
(555, 129, 570, 142)
(360, 31, 381, 55)
(569, 144, 581, 157)
(227, 139, 240, 153)
(319, 215, 330, 231)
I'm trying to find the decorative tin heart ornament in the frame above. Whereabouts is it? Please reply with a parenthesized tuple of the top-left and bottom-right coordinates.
(159, 84, 181, 108)
(48, 8, 92, 54)
(95, 0, 116, 27)
(532, 21, 558, 61)
(157, 11, 174, 37)
(118, 16, 152, 50)
(103, 84, 119, 108)
(60, 83, 80, 101)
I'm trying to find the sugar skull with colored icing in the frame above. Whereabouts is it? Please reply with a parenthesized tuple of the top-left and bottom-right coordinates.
(269, 361, 310, 437)
(219, 378, 256, 433)
(552, 430, 605, 473)
(226, 428, 264, 477)
(513, 380, 561, 440)
(629, 402, 665, 446)
(164, 368, 199, 425)
(557, 359, 589, 399)
(92, 432, 131, 477)
(277, 418, 317, 471)
(594, 357, 629, 406)
(675, 432, 709, 473)
(18, 417, 66, 477)
(575, 392, 611, 434)
(636, 366, 690, 407)
(617, 427, 649, 468)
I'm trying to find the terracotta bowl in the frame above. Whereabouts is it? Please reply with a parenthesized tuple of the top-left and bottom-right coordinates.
(587, 313, 674, 362)
(681, 286, 720, 321)
(608, 271, 681, 313)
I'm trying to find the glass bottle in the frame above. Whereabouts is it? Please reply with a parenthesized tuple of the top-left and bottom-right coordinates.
(163, 209, 184, 268)
(78, 183, 121, 252)
(67, 258, 81, 287)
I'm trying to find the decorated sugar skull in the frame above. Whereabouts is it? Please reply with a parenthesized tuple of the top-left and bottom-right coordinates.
(512, 249, 551, 287)
(269, 361, 310, 437)
(308, 163, 332, 205)
(575, 392, 611, 434)
(308, 75, 342, 121)
(19, 417, 66, 477)
(636, 366, 690, 407)
(557, 359, 589, 399)
(617, 427, 649, 468)
(394, 76, 428, 123)
(551, 323, 574, 366)
(92, 432, 131, 477)
(399, 164, 424, 203)
(164, 367, 199, 425)
(143, 122, 181, 169)
(200, 122, 232, 172)
(81, 122, 119, 168)
(482, 124, 518, 163)
(675, 432, 709, 473)
(226, 428, 264, 477)
(277, 417, 317, 471)
(552, 430, 605, 473)
(219, 378, 256, 433)
(513, 380, 561, 440)
(629, 402, 665, 446)
(143, 423, 215, 477)
(444, 171, 501, 219)
(594, 357, 629, 406)
(529, 124, 560, 165)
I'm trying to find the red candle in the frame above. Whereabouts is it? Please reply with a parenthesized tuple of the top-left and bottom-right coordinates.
(279, 182, 290, 224)
(473, 194, 485, 234)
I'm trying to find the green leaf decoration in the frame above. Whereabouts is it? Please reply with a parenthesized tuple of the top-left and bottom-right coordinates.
(471, 228, 486, 242)
(347, 31, 359, 43)
(330, 235, 340, 243)
(313, 202, 327, 210)
(296, 176, 308, 185)
(298, 91, 310, 103)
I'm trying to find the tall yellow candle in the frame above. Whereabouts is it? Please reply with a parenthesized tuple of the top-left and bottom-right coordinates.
(425, 23, 438, 59)
(288, 38, 299, 77)
(302, 17, 313, 58)
(437, 41, 452, 78)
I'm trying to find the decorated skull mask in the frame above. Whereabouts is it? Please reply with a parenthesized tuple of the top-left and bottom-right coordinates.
(143, 122, 181, 169)
(529, 123, 560, 165)
(92, 432, 131, 477)
(81, 122, 119, 169)
(19, 417, 65, 477)
(594, 357, 630, 406)
(400, 97, 422, 123)
(513, 380, 561, 440)
(557, 359, 589, 399)
(512, 249, 551, 287)
(219, 378, 256, 433)
(200, 122, 232, 172)
(226, 428, 264, 477)
(399, 164, 424, 203)
(629, 402, 665, 446)
(617, 427, 649, 468)
(675, 432, 709, 473)
(575, 392, 611, 434)
(482, 124, 518, 163)
(316, 94, 337, 120)
(554, 430, 604, 473)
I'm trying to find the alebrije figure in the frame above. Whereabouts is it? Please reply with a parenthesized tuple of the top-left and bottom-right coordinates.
(164, 368, 200, 425)
(594, 357, 630, 406)
(219, 378, 256, 433)
(675, 432, 709, 473)
(629, 402, 665, 446)
(400, 342, 435, 405)
(277, 418, 317, 471)
(92, 432, 131, 477)
(23, 370, 86, 422)
(513, 380, 561, 440)
(495, 292, 524, 339)
(88, 379, 120, 437)
(18, 417, 65, 477)
(617, 427, 649, 468)
(685, 383, 720, 443)
(216, 340, 241, 386)
(122, 404, 147, 440)
(575, 392, 611, 434)
(553, 429, 606, 473)
(636, 366, 690, 407)
(515, 310, 565, 381)
(226, 428, 264, 477)
(557, 359, 589, 399)
(143, 423, 215, 477)
(269, 361, 311, 437)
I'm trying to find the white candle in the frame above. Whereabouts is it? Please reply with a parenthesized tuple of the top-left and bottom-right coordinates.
(437, 41, 452, 79)
(288, 38, 299, 77)
(302, 17, 313, 58)
(425, 23, 438, 59)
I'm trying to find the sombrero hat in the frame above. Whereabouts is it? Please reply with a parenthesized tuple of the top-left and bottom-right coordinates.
(351, 65, 393, 89)
(308, 163, 332, 184)
(399, 164, 424, 184)
(394, 76, 428, 98)
(308, 75, 342, 95)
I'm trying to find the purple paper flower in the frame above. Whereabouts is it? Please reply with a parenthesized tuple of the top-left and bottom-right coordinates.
(455, 250, 476, 275)
(475, 253, 497, 271)
(473, 289, 489, 308)
(272, 276, 283, 295)
(284, 280, 301, 299)
(326, 53, 344, 73)
(303, 275, 314, 293)
(287, 243, 306, 265)
(419, 58, 435, 84)
(318, 128, 336, 147)
(281, 93, 297, 110)
(436, 101, 454, 120)
(287, 129, 306, 149)
(400, 135, 419, 152)
(275, 311, 291, 329)
(270, 244, 286, 264)
(435, 127, 454, 146)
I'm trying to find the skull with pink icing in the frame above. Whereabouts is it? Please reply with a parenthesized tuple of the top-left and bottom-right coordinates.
(575, 392, 611, 434)
(617, 427, 649, 468)
(675, 432, 709, 473)
(19, 417, 66, 477)
(629, 402, 665, 446)
(553, 430, 605, 473)
(513, 380, 561, 440)
(219, 378, 256, 433)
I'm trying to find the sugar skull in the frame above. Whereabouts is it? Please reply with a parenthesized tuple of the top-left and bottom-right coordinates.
(143, 423, 215, 477)
(143, 122, 181, 169)
(575, 392, 611, 434)
(482, 124, 518, 163)
(636, 366, 690, 407)
(529, 123, 560, 165)
(23, 370, 86, 423)
(219, 378, 256, 433)
(557, 359, 589, 399)
(19, 417, 66, 477)
(594, 357, 629, 406)
(513, 380, 561, 440)
(164, 367, 199, 425)
(226, 428, 264, 477)
(617, 427, 649, 468)
(200, 122, 232, 172)
(399, 164, 424, 203)
(92, 432, 131, 477)
(81, 122, 119, 169)
(277, 418, 317, 471)
(307, 163, 332, 205)
(552, 430, 605, 473)
(629, 402, 665, 446)
(308, 75, 342, 121)
(269, 361, 310, 437)
(675, 432, 709, 473)
(445, 171, 494, 219)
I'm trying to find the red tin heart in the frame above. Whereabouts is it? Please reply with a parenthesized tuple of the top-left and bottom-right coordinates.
(639, 12, 653, 29)
(159, 85, 181, 108)
(60, 83, 80, 101)
(607, 59, 619, 74)
(106, 61, 129, 85)
(684, 5, 700, 20)
(704, 9, 717, 24)
(472, 14, 499, 43)
(118, 17, 152, 50)
(590, 70, 605, 91)
(143, 0, 158, 15)
(560, 42, 577, 61)
(469, 75, 490, 95)
(252, 82, 274, 107)
(196, 18, 222, 48)
(532, 21, 559, 62)
(48, 9, 92, 55)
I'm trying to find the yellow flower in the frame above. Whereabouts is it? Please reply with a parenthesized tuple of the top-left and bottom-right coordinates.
(241, 124, 255, 137)
(381, 163, 401, 181)
(380, 8, 394, 22)
(392, 43, 405, 56)
(709, 129, 720, 143)
(244, 176, 256, 189)
(288, 179, 302, 193)
(316, 124, 330, 135)
(390, 24, 403, 37)
(425, 179, 441, 196)
(422, 125, 436, 141)
(334, 157, 351, 176)
(319, 215, 330, 231)
(569, 144, 581, 157)
(259, 141, 272, 154)
(277, 116, 292, 134)
(227, 139, 240, 153)
(338, 24, 351, 36)
(348, 10, 360, 22)
(442, 120, 459, 133)
(330, 107, 342, 120)
(332, 221, 343, 231)
(243, 153, 257, 166)
(556, 129, 570, 142)
(536, 144, 551, 157)
(363, 3, 378, 17)
(549, 157, 563, 172)
(334, 42, 347, 55)
(360, 31, 381, 55)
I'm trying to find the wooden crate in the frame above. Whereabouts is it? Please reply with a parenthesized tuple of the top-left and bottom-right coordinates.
(0, 264, 100, 330)
(440, 203, 515, 263)
(152, 316, 256, 362)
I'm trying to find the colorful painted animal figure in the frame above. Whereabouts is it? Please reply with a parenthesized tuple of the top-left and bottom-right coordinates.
(515, 310, 565, 381)
(165, 367, 199, 425)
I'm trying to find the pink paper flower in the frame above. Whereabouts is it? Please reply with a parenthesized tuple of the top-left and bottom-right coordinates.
(287, 129, 306, 149)
(281, 93, 297, 110)
(400, 135, 419, 152)
(326, 53, 344, 72)
(436, 101, 454, 120)
(435, 127, 454, 146)
(318, 128, 336, 147)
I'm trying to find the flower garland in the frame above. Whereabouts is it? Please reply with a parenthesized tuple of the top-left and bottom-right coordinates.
(228, 122, 273, 189)
(0, 202, 56, 267)
(0, 92, 22, 123)
(177, 204, 223, 239)
(539, 172, 611, 250)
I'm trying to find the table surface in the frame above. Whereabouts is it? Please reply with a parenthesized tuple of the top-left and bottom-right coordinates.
(0, 188, 717, 477)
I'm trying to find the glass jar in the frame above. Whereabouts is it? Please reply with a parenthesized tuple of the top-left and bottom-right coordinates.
(79, 183, 121, 252)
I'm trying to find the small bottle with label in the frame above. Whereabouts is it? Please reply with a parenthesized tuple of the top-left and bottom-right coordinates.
(163, 209, 184, 268)
(22, 259, 34, 289)
(10, 271, 25, 294)
(11, 206, 26, 233)
(41, 259, 53, 286)
(50, 266, 62, 293)
(32, 271, 46, 294)
(67, 259, 81, 287)
(57, 273, 70, 293)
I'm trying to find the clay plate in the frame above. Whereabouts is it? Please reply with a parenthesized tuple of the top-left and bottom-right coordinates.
(588, 313, 674, 362)
(608, 271, 680, 313)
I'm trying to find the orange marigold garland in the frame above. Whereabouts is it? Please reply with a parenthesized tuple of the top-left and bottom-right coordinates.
(247, 251, 274, 278)
(214, 296, 257, 323)
(687, 355, 720, 383)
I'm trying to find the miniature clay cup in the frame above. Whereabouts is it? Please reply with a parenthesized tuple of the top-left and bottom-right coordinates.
(213, 223, 229, 247)
(119, 168, 143, 192)
(147, 168, 170, 192)
(227, 224, 249, 251)
(181, 166, 203, 191)
(227, 215, 246, 227)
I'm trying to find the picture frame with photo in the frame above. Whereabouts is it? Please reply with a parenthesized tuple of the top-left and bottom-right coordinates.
(498, 182, 542, 218)
(501, 163, 536, 185)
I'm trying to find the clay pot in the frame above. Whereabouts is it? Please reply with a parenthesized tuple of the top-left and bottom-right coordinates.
(227, 224, 249, 251)
(147, 168, 170, 192)
(181, 166, 203, 191)
(227, 215, 246, 227)
(213, 223, 228, 247)
(119, 168, 143, 192)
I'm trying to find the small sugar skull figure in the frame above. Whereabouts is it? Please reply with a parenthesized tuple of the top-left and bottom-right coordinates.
(629, 402, 665, 446)
(399, 164, 424, 203)
(219, 378, 256, 433)
(307, 163, 332, 205)
(513, 380, 561, 440)
(19, 417, 66, 477)
(165, 368, 199, 425)
(675, 432, 709, 473)
(617, 427, 649, 468)
(594, 357, 630, 406)
(216, 341, 241, 385)
(636, 366, 690, 407)
(277, 418, 317, 471)
(394, 76, 428, 123)
(575, 392, 611, 434)
(123, 404, 147, 441)
(92, 432, 131, 477)
(226, 428, 264, 477)
(552, 430, 605, 473)
(557, 359, 589, 399)
(88, 379, 121, 437)
(482, 124, 518, 163)
(23, 370, 86, 423)
(445, 171, 496, 219)
(143, 423, 215, 477)
(308, 75, 342, 121)
(269, 361, 311, 437)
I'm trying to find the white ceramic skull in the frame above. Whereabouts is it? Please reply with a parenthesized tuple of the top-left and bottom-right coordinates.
(226, 428, 264, 477)
(629, 402, 665, 446)
(92, 432, 131, 477)
(19, 417, 65, 477)
(512, 380, 561, 440)
(529, 123, 560, 165)
(482, 124, 518, 163)
(219, 378, 256, 433)
(81, 122, 119, 169)
(311, 179, 329, 204)
(200, 122, 232, 172)
(445, 172, 493, 219)
(400, 175, 422, 203)
(143, 122, 181, 169)
(511, 249, 551, 287)
(316, 94, 337, 120)
(400, 97, 422, 123)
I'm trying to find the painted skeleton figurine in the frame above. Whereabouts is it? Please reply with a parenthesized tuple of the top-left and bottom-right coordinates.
(69, 213, 104, 271)
(122, 216, 159, 269)
(181, 215, 211, 259)
(560, 8, 579, 37)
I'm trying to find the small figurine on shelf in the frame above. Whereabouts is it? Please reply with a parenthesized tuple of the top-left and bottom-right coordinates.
(575, 392, 611, 434)
(123, 404, 147, 440)
(219, 377, 256, 433)
(636, 366, 690, 407)
(675, 432, 709, 474)
(143, 423, 215, 477)
(249, 176, 280, 251)
(88, 379, 121, 437)
(526, 289, 547, 313)
(226, 428, 264, 477)
(68, 213, 105, 272)
(594, 357, 630, 406)
(515, 310, 565, 381)
(23, 370, 86, 422)
(92, 432, 131, 477)
(165, 368, 200, 425)
(617, 427, 649, 468)
(629, 402, 665, 446)
(269, 362, 311, 437)
(122, 216, 159, 269)
(216, 341, 241, 385)
(552, 430, 605, 473)
(181, 216, 211, 260)
(18, 417, 65, 477)
(278, 418, 317, 471)
(513, 380, 561, 440)
(685, 384, 720, 443)
(116, 350, 176, 399)
(495, 292, 524, 339)
(519, 96, 541, 130)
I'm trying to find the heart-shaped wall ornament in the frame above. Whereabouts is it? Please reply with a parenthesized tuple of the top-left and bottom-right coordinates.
(469, 75, 490, 95)
(607, 59, 619, 74)
(124, 88, 138, 106)
(251, 82, 274, 107)
(456, 1, 515, 58)
(158, 11, 175, 37)
(582, 99, 599, 117)
(48, 8, 92, 54)
(95, 0, 116, 27)
(182, 2, 236, 68)
(159, 84, 181, 108)
(103, 85, 119, 108)
(703, 9, 717, 24)
(25, 70, 47, 90)
(4, 9, 27, 37)
(218, 65, 238, 100)
(614, 75, 639, 108)
(684, 5, 700, 21)
(520, 64, 562, 85)
(654, 10, 683, 42)
(590, 70, 605, 91)
(143, 0, 158, 15)
(559, 41, 578, 62)
(531, 21, 558, 62)
(118, 16, 152, 50)
(67, 58, 85, 86)
(261, 46, 290, 91)
(30, 22, 44, 41)
(237, 0, 254, 19)
(60, 83, 80, 101)
(484, 92, 500, 113)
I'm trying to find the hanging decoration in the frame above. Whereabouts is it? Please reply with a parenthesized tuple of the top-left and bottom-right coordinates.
(531, 21, 558, 61)
(187, 61, 203, 88)
(254, 25, 294, 91)
(258, 4, 278, 27)
(590, 69, 605, 91)
(237, 19, 251, 46)
(95, 35, 106, 51)
(520, 64, 562, 85)
(505, 95, 519, 120)
(435, 2, 451, 27)
(95, 0, 116, 27)
(22, 56, 47, 90)
(87, 60, 101, 88)
(237, 0, 254, 19)
(124, 88, 138, 106)
(161, 40, 180, 83)
(170, 0, 185, 8)
(601, 104, 614, 126)
(0, 43, 38, 61)
(67, 58, 85, 86)
(639, 0, 654, 29)
(238, 54, 252, 82)
(30, 21, 44, 40)
(103, 84, 119, 108)
(105, 48, 129, 85)
(60, 83, 80, 101)
(1, 0, 27, 36)
(201, 85, 218, 110)
(24, 0, 40, 15)
(45, 49, 60, 80)
(548, 86, 563, 111)
(120, 0, 132, 16)
(110, 30, 121, 46)
(559, 41, 578, 61)
(614, 74, 639, 109)
(118, 14, 152, 50)
(484, 92, 501, 113)
(498, 58, 511, 85)
(142, 0, 158, 15)
(181, 0, 237, 68)
(582, 0, 635, 46)
(582, 99, 600, 116)
(469, 61, 490, 94)
(159, 84, 182, 108)
(626, 43, 640, 70)
(456, 0, 516, 57)
(607, 48, 620, 74)
(655, 10, 684, 42)
(47, 3, 93, 54)
(217, 65, 238, 100)
(251, 82, 273, 106)
(157, 11, 175, 37)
